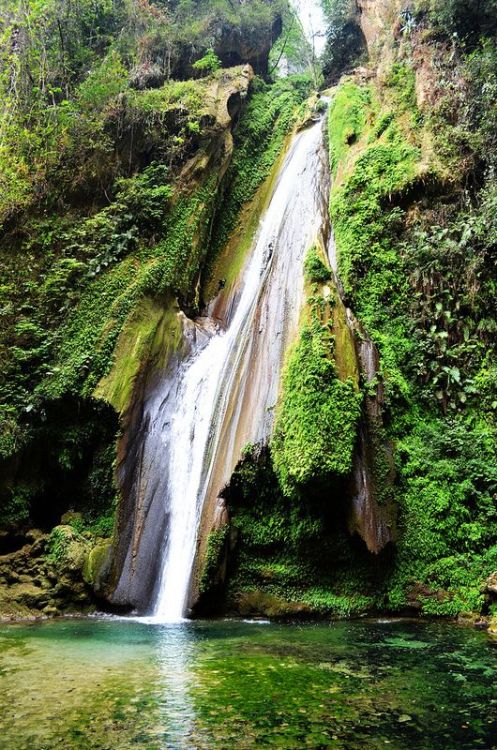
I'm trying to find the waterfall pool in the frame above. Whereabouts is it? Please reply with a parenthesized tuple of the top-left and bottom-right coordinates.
(0, 617, 496, 749)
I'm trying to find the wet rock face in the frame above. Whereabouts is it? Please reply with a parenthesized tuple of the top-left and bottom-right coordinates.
(215, 15, 283, 74)
(83, 542, 113, 597)
(104, 67, 254, 614)
(107, 348, 191, 612)
(346, 326, 397, 554)
(131, 13, 281, 85)
(356, 0, 402, 53)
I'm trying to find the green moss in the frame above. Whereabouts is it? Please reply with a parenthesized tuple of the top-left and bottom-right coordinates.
(328, 81, 374, 176)
(35, 177, 217, 404)
(332, 293, 360, 385)
(330, 137, 419, 295)
(0, 62, 258, 459)
(83, 542, 112, 588)
(271, 247, 362, 495)
(199, 526, 228, 595)
(224, 448, 395, 618)
(383, 63, 419, 116)
(386, 416, 497, 615)
(303, 246, 332, 283)
(326, 56, 497, 616)
(328, 73, 423, 410)
(46, 525, 88, 572)
(95, 298, 182, 414)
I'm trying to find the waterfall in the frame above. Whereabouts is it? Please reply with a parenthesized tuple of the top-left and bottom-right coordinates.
(106, 0, 393, 618)
(106, 0, 339, 620)
(144, 118, 330, 621)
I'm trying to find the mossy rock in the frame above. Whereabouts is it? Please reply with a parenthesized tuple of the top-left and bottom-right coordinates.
(60, 511, 83, 525)
(83, 541, 113, 595)
(271, 246, 362, 495)
(94, 298, 183, 416)
(457, 611, 484, 627)
(488, 616, 497, 637)
(236, 590, 313, 618)
(13, 583, 49, 609)
(47, 525, 90, 573)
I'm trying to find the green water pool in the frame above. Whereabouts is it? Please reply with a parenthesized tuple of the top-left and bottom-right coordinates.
(0, 617, 495, 749)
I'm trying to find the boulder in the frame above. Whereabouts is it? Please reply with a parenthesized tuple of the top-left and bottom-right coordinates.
(48, 525, 89, 573)
(83, 542, 113, 596)
(236, 590, 313, 618)
(484, 572, 497, 598)
(16, 583, 49, 609)
(488, 616, 497, 636)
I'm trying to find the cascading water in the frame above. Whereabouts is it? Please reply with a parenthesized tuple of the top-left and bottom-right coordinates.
(150, 118, 330, 621)
(106, 0, 335, 620)
(111, 103, 394, 620)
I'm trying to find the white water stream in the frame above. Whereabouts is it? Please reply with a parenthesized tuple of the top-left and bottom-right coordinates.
(149, 117, 329, 622)
(113, 1, 391, 619)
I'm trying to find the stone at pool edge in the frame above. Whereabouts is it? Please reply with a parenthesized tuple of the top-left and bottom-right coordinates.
(0, 525, 106, 619)
(482, 570, 497, 636)
(83, 541, 113, 596)
(457, 611, 497, 637)
(484, 571, 497, 597)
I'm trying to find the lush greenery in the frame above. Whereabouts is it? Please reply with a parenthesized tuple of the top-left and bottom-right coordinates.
(271, 247, 361, 496)
(0, 0, 322, 625)
(328, 71, 419, 406)
(0, 0, 306, 545)
(222, 2, 497, 620)
(1, 0, 496, 623)
(225, 447, 392, 617)
(324, 8, 497, 615)
(414, 0, 497, 46)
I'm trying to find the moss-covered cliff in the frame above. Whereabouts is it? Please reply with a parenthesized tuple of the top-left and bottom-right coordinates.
(201, 0, 497, 621)
(326, 0, 497, 616)
(0, 0, 496, 624)
(0, 0, 314, 617)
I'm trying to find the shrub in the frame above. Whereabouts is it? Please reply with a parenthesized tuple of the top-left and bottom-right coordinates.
(192, 49, 221, 75)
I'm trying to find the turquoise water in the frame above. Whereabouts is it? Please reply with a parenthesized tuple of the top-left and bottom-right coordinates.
(0, 617, 496, 749)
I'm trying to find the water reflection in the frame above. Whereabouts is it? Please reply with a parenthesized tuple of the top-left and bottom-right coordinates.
(0, 619, 496, 750)
(152, 623, 198, 750)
